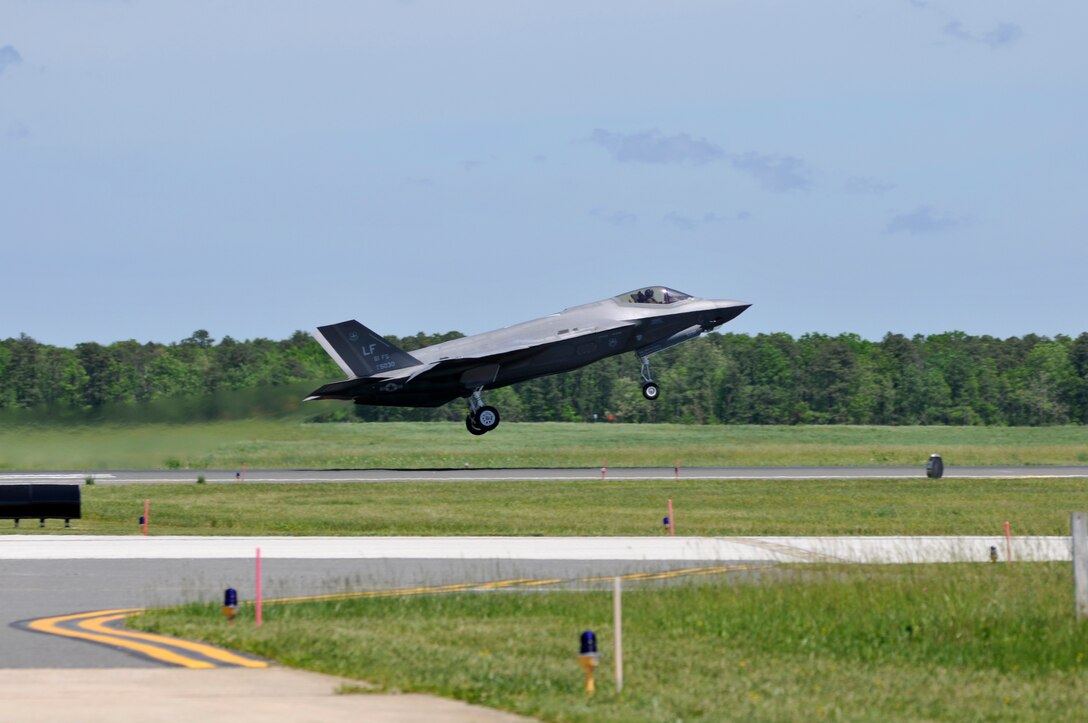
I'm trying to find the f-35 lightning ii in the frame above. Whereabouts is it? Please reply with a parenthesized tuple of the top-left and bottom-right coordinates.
(306, 287, 750, 435)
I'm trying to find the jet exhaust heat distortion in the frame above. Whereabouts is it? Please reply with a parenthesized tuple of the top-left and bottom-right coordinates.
(306, 287, 750, 435)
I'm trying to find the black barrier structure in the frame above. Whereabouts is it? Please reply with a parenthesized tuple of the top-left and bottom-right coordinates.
(0, 484, 81, 528)
(926, 454, 944, 479)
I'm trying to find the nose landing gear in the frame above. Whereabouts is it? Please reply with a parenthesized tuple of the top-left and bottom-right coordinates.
(639, 354, 660, 401)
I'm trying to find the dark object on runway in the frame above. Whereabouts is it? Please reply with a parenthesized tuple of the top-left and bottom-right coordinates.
(306, 287, 750, 434)
(0, 484, 81, 528)
(926, 454, 944, 479)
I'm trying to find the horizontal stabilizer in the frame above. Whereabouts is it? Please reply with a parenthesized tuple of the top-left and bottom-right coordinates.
(313, 320, 422, 379)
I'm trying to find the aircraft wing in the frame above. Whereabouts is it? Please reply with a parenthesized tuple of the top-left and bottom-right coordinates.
(307, 321, 636, 405)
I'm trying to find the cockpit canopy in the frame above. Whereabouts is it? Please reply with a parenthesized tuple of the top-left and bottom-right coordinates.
(615, 287, 692, 305)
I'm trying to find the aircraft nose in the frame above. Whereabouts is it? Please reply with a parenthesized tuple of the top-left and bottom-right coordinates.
(702, 300, 751, 328)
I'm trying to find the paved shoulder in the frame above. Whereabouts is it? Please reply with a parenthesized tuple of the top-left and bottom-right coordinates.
(0, 667, 531, 722)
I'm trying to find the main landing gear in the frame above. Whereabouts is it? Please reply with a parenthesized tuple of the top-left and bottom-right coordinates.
(639, 354, 660, 401)
(465, 388, 500, 436)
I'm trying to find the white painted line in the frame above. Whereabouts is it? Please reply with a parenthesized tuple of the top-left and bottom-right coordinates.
(0, 535, 1072, 563)
(0, 474, 114, 481)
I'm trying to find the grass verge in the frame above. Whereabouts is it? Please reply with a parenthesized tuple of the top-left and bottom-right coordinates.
(7, 477, 1088, 536)
(1, 422, 1087, 470)
(132, 563, 1088, 722)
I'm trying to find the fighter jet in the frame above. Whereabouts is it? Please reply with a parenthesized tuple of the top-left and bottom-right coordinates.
(306, 287, 750, 435)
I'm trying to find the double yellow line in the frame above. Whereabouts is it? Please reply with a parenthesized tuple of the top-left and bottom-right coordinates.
(25, 609, 267, 669)
(24, 564, 764, 668)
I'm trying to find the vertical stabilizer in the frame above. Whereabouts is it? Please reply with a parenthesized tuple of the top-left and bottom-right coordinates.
(313, 320, 422, 378)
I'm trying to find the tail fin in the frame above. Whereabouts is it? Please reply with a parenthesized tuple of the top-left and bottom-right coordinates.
(313, 320, 422, 378)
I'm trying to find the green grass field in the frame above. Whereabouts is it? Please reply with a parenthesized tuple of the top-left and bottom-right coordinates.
(133, 563, 1088, 722)
(2, 421, 1087, 470)
(10, 420, 1088, 719)
(6, 476, 1088, 536)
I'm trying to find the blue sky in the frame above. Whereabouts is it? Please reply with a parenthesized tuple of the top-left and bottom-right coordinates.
(2, 1, 1085, 346)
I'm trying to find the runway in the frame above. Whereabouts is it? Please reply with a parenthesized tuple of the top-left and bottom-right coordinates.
(2, 554, 758, 669)
(0, 534, 1072, 563)
(2, 465, 1083, 671)
(3, 464, 1088, 485)
(2, 533, 1072, 669)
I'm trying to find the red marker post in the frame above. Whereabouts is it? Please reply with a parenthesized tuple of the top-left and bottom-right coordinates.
(256, 547, 263, 626)
(601, 458, 607, 481)
(1005, 520, 1012, 562)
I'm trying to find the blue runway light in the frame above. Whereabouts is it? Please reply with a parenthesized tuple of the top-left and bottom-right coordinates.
(580, 630, 597, 656)
(578, 630, 600, 695)
(223, 587, 239, 622)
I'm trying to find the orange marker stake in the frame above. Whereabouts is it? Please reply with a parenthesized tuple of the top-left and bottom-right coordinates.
(1005, 520, 1012, 562)
(256, 547, 263, 626)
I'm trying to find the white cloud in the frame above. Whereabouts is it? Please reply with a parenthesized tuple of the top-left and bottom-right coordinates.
(588, 128, 725, 165)
(944, 21, 1024, 48)
(589, 208, 637, 226)
(6, 122, 30, 140)
(588, 128, 812, 192)
(728, 152, 811, 192)
(845, 177, 897, 196)
(886, 206, 963, 235)
(664, 211, 750, 230)
(0, 45, 22, 74)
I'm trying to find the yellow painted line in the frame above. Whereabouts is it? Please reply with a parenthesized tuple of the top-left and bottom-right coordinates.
(25, 565, 767, 668)
(635, 564, 750, 580)
(78, 613, 266, 668)
(267, 580, 484, 605)
(470, 578, 536, 590)
(28, 610, 214, 669)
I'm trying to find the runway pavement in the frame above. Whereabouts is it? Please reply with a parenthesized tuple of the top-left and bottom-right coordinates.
(3, 464, 1088, 485)
(2, 533, 1072, 669)
(0, 531, 1074, 720)
(1, 551, 754, 669)
(0, 534, 1072, 563)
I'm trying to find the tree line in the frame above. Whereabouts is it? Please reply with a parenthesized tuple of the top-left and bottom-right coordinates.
(1, 329, 1086, 425)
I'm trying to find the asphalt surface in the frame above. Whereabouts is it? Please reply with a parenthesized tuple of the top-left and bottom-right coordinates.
(1, 555, 731, 668)
(3, 532, 1073, 668)
(4, 465, 1088, 485)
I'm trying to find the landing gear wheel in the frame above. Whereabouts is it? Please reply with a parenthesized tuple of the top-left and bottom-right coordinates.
(475, 406, 500, 432)
(642, 382, 660, 401)
(466, 414, 486, 436)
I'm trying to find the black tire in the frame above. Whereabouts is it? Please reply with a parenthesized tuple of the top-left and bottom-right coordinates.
(475, 406, 500, 431)
(642, 382, 660, 401)
(466, 414, 486, 436)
